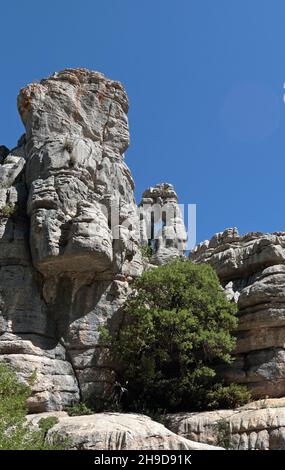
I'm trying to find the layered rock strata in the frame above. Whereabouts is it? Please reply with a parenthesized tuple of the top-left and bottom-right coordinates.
(166, 398, 285, 450)
(190, 228, 285, 398)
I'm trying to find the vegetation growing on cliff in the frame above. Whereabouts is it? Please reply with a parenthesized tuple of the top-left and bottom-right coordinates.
(106, 260, 251, 412)
(0, 203, 16, 218)
(0, 363, 66, 450)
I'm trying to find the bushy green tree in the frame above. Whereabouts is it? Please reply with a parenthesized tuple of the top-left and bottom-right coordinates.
(0, 363, 66, 450)
(108, 260, 250, 412)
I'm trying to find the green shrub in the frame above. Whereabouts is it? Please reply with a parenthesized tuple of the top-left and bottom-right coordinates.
(38, 416, 59, 435)
(67, 402, 94, 416)
(206, 383, 251, 410)
(215, 418, 232, 449)
(140, 244, 153, 261)
(0, 363, 67, 449)
(107, 260, 251, 412)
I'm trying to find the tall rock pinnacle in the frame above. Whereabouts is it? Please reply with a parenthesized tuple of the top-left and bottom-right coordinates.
(0, 68, 143, 411)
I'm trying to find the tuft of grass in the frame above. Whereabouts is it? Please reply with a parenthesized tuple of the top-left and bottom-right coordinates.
(0, 203, 16, 218)
(63, 138, 73, 154)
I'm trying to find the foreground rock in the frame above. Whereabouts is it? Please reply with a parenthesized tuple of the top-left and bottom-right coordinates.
(190, 228, 285, 398)
(28, 412, 222, 450)
(166, 398, 285, 450)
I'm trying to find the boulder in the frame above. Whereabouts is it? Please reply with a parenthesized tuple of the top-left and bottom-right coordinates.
(29, 412, 222, 450)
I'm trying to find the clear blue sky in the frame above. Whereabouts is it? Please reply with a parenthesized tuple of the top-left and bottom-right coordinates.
(1, 0, 285, 243)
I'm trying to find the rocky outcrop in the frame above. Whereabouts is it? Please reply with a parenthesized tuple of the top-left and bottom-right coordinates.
(190, 228, 285, 398)
(28, 412, 222, 450)
(139, 183, 187, 265)
(0, 68, 143, 412)
(166, 398, 285, 450)
(3, 67, 285, 448)
(0, 69, 189, 414)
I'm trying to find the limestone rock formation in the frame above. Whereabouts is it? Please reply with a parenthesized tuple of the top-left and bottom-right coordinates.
(3, 67, 285, 453)
(0, 68, 143, 411)
(139, 183, 187, 265)
(28, 412, 222, 450)
(166, 398, 285, 450)
(190, 228, 285, 398)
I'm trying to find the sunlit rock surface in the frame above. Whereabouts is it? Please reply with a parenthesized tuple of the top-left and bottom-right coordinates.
(166, 398, 285, 450)
(28, 412, 223, 450)
(191, 228, 285, 398)
(0, 68, 144, 411)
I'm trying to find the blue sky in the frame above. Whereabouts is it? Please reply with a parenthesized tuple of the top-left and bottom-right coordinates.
(1, 0, 285, 243)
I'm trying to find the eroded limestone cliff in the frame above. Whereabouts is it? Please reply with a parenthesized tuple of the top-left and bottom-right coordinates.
(190, 228, 285, 398)
(2, 68, 285, 437)
(0, 68, 145, 412)
(0, 68, 188, 415)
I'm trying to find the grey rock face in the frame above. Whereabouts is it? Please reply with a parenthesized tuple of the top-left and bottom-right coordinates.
(18, 68, 141, 278)
(28, 412, 222, 450)
(190, 228, 285, 398)
(0, 68, 143, 411)
(4, 66, 285, 420)
(166, 398, 285, 450)
(139, 183, 187, 265)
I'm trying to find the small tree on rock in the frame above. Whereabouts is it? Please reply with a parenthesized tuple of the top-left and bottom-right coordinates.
(108, 260, 250, 412)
